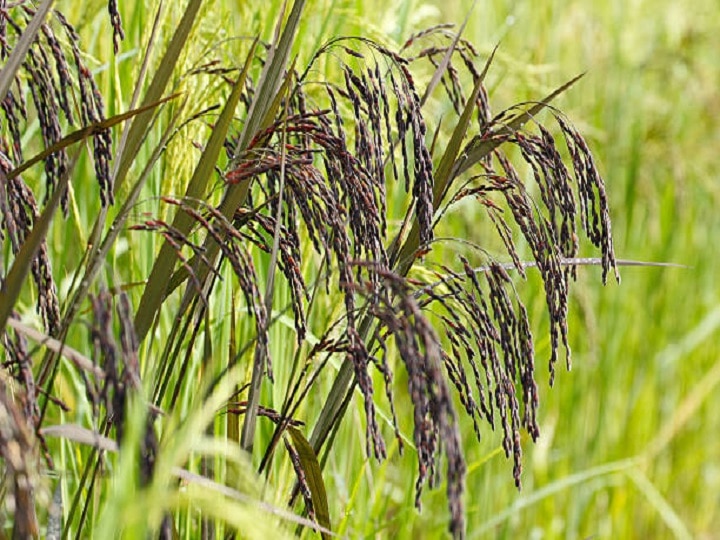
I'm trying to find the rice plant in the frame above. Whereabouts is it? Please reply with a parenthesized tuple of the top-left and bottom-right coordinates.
(0, 1, 624, 537)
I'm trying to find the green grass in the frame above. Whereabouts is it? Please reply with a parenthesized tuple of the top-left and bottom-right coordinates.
(1, 0, 718, 538)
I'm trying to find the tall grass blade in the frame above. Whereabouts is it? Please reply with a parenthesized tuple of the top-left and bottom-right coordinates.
(81, 0, 168, 274)
(287, 426, 332, 539)
(173, 468, 333, 536)
(7, 94, 179, 180)
(227, 294, 240, 443)
(626, 468, 693, 540)
(420, 257, 687, 297)
(419, 0, 477, 107)
(241, 89, 291, 452)
(42, 424, 333, 535)
(433, 45, 497, 207)
(455, 73, 586, 177)
(62, 107, 182, 334)
(231, 0, 302, 158)
(33, 98, 183, 394)
(139, 1, 307, 434)
(160, 58, 299, 305)
(135, 42, 257, 341)
(112, 0, 203, 196)
(41, 424, 119, 452)
(172, 0, 307, 317)
(646, 305, 720, 459)
(0, 0, 54, 103)
(201, 308, 216, 539)
(393, 45, 498, 273)
(474, 458, 638, 536)
(6, 318, 104, 378)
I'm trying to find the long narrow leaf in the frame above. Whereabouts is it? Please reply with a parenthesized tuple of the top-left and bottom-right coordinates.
(61, 106, 183, 336)
(159, 57, 299, 305)
(416, 257, 686, 299)
(433, 45, 498, 207)
(137, 0, 306, 362)
(42, 422, 333, 537)
(6, 318, 104, 378)
(391, 46, 497, 274)
(112, 0, 203, 196)
(226, 2, 307, 454)
(80, 0, 169, 275)
(181, 0, 307, 300)
(232, 1, 302, 158)
(419, 0, 477, 107)
(0, 0, 54, 103)
(227, 294, 240, 443)
(7, 94, 180, 180)
(135, 40, 258, 341)
(31, 96, 184, 393)
(393, 67, 579, 278)
(455, 73, 586, 177)
(287, 427, 332, 540)
(174, 467, 334, 536)
(241, 84, 291, 452)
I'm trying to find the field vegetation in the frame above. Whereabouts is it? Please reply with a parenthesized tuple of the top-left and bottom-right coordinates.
(0, 0, 717, 538)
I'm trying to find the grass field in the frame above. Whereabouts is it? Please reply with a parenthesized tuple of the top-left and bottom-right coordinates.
(2, 0, 718, 538)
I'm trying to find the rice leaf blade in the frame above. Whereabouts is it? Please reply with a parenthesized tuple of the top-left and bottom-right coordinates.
(419, 0, 477, 107)
(287, 426, 332, 539)
(7, 94, 179, 180)
(455, 73, 586, 177)
(391, 46, 497, 273)
(112, 0, 204, 195)
(0, 0, 54, 103)
(134, 42, 258, 341)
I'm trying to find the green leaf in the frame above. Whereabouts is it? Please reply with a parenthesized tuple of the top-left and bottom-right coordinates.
(231, 1, 303, 159)
(136, 4, 308, 427)
(433, 44, 498, 207)
(59, 104, 183, 346)
(391, 46, 497, 274)
(419, 0, 477, 107)
(191, 0, 307, 271)
(287, 427, 332, 540)
(112, 0, 204, 196)
(227, 294, 240, 443)
(7, 94, 180, 180)
(134, 40, 258, 341)
(454, 72, 586, 177)
(6, 318, 103, 378)
(159, 59, 298, 305)
(241, 68, 295, 453)
(30, 96, 183, 394)
(0, 0, 54, 103)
